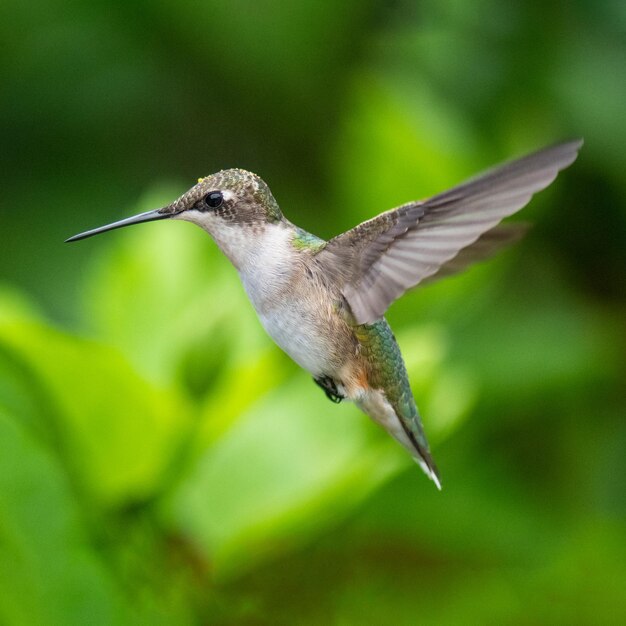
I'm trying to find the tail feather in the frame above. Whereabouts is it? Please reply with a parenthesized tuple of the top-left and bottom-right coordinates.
(397, 406, 442, 490)
(402, 421, 442, 489)
(354, 386, 442, 490)
(415, 450, 442, 490)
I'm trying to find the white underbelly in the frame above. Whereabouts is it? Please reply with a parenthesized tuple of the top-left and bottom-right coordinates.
(258, 305, 333, 377)
(239, 245, 338, 378)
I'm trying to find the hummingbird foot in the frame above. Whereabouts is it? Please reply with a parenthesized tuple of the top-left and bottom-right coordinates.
(313, 376, 345, 404)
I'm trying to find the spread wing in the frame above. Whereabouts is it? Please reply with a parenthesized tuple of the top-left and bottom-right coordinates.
(419, 221, 530, 285)
(318, 139, 582, 324)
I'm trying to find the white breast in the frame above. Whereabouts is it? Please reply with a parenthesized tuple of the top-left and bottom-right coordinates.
(239, 226, 336, 377)
(256, 300, 335, 377)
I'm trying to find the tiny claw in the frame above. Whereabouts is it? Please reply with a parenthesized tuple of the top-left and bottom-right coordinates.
(313, 376, 345, 403)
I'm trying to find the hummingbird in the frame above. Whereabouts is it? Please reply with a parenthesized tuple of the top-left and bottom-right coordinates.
(67, 139, 582, 489)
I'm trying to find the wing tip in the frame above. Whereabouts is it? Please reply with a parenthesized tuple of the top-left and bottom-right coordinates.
(552, 137, 584, 169)
(563, 137, 584, 151)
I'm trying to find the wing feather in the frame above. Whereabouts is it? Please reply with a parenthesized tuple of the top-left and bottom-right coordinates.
(319, 140, 582, 324)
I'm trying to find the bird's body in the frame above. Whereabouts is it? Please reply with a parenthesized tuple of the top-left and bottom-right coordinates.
(231, 220, 436, 481)
(67, 140, 583, 489)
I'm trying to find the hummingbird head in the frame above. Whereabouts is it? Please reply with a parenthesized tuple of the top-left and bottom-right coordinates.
(170, 168, 283, 227)
(66, 169, 285, 265)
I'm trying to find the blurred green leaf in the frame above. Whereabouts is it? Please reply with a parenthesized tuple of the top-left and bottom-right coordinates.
(329, 71, 478, 234)
(0, 297, 191, 507)
(0, 409, 131, 625)
(0, 0, 624, 622)
(164, 375, 406, 581)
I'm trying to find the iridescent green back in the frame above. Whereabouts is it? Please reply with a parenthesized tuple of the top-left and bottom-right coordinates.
(355, 319, 430, 451)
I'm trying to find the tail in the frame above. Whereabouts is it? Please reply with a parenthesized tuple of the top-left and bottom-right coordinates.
(393, 398, 442, 490)
(351, 318, 442, 489)
(355, 387, 442, 490)
(413, 446, 442, 490)
(400, 418, 442, 490)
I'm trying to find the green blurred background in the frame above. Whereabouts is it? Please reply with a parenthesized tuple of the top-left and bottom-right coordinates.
(1, 1, 625, 624)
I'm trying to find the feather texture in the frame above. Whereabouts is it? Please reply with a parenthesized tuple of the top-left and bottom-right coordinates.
(319, 140, 583, 324)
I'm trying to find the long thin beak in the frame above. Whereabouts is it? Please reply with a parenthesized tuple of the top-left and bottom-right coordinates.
(65, 208, 172, 242)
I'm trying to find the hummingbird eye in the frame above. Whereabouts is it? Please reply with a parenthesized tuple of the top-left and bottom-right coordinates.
(203, 191, 224, 209)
